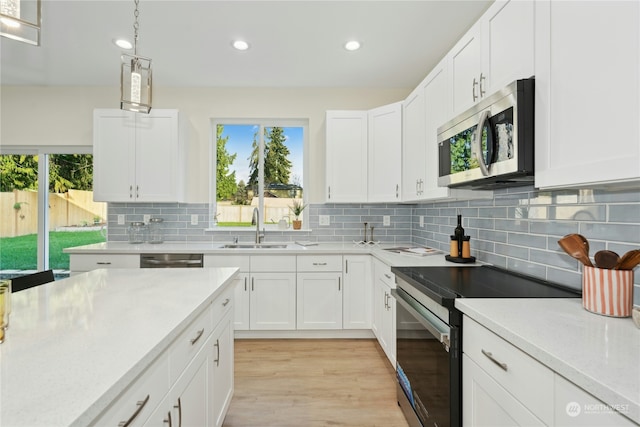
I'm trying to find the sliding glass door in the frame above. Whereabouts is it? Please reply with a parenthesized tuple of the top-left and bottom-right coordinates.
(0, 149, 106, 279)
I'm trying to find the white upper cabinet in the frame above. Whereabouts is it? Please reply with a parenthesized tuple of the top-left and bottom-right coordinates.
(325, 110, 368, 203)
(401, 79, 427, 201)
(326, 105, 402, 203)
(368, 102, 402, 202)
(534, 0, 640, 189)
(449, 0, 535, 116)
(450, 20, 484, 115)
(421, 59, 455, 201)
(93, 109, 187, 202)
(402, 58, 492, 202)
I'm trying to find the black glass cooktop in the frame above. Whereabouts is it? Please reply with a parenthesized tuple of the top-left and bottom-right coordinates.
(391, 265, 581, 306)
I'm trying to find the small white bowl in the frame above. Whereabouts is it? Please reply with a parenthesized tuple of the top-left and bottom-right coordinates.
(633, 307, 640, 329)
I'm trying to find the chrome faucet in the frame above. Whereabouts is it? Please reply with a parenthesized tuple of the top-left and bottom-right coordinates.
(252, 207, 265, 244)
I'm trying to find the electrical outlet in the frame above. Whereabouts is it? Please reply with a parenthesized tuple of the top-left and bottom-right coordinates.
(143, 214, 150, 224)
(117, 214, 125, 225)
(419, 216, 424, 227)
(383, 215, 391, 226)
(319, 215, 330, 226)
(191, 214, 198, 225)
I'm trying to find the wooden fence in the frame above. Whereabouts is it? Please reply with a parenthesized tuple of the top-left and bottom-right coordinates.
(0, 190, 107, 238)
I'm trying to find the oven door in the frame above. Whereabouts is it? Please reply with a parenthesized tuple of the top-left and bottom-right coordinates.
(392, 287, 454, 427)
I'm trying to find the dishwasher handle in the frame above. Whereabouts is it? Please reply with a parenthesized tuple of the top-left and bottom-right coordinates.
(142, 259, 202, 266)
(140, 254, 204, 268)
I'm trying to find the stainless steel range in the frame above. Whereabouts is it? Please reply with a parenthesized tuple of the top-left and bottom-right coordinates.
(390, 265, 581, 427)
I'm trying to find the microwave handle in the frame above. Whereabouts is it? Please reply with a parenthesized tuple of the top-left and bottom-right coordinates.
(472, 110, 494, 176)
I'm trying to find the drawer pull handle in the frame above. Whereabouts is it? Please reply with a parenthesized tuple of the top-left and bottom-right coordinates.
(481, 349, 508, 371)
(96, 262, 112, 265)
(190, 328, 204, 345)
(163, 411, 172, 427)
(118, 394, 150, 427)
(384, 273, 392, 279)
(222, 298, 230, 307)
(313, 262, 328, 266)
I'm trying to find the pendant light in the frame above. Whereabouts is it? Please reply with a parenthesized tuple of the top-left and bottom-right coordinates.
(0, 0, 41, 46)
(120, 0, 152, 114)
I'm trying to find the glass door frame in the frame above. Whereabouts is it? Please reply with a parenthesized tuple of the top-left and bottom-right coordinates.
(0, 145, 93, 271)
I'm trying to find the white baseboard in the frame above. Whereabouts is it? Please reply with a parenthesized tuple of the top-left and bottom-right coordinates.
(234, 329, 375, 339)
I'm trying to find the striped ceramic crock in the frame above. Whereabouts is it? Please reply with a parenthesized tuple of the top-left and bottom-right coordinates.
(582, 266, 634, 317)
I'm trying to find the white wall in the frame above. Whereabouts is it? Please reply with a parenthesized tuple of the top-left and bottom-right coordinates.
(0, 86, 409, 203)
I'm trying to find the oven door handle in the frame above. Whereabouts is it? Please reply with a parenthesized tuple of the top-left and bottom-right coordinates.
(391, 288, 451, 351)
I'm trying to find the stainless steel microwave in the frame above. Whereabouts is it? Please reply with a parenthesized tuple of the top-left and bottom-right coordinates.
(437, 78, 534, 189)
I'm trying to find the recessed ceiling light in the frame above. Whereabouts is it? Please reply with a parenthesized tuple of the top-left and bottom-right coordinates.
(232, 40, 250, 51)
(344, 40, 361, 51)
(113, 38, 133, 50)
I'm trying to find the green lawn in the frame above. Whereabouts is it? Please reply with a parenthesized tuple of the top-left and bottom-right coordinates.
(0, 231, 105, 270)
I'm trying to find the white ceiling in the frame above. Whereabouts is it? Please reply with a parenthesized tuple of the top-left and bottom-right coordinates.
(0, 0, 493, 88)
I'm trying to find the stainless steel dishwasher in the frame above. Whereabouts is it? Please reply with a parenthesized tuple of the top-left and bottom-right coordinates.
(140, 253, 204, 268)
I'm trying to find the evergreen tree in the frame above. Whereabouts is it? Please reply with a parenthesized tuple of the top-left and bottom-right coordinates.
(216, 125, 238, 201)
(49, 154, 93, 192)
(0, 155, 39, 191)
(247, 126, 293, 192)
(264, 127, 292, 186)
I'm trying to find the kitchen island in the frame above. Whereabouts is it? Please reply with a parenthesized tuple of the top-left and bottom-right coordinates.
(0, 267, 238, 427)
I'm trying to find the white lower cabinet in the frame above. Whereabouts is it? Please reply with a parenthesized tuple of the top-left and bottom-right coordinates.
(296, 255, 343, 330)
(463, 316, 553, 426)
(554, 373, 636, 427)
(94, 286, 234, 427)
(206, 255, 296, 331)
(204, 255, 250, 330)
(145, 335, 211, 427)
(343, 255, 372, 329)
(250, 272, 297, 330)
(211, 312, 234, 427)
(463, 354, 545, 426)
(69, 253, 139, 275)
(371, 258, 395, 367)
(92, 353, 170, 427)
(463, 315, 636, 426)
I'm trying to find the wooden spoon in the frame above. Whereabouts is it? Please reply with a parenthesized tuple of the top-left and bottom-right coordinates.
(558, 234, 593, 267)
(615, 249, 640, 270)
(594, 250, 620, 269)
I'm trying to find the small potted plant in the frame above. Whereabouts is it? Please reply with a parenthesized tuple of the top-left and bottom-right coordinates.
(289, 199, 307, 230)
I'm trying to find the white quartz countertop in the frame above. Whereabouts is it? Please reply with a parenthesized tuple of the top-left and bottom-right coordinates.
(455, 298, 640, 425)
(0, 267, 239, 427)
(63, 242, 475, 268)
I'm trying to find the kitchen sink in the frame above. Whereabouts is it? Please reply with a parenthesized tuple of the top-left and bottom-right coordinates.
(221, 243, 289, 249)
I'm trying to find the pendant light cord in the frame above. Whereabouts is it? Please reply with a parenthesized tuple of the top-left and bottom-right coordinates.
(133, 0, 140, 56)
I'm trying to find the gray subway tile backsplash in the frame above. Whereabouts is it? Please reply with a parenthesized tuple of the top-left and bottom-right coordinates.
(107, 185, 639, 305)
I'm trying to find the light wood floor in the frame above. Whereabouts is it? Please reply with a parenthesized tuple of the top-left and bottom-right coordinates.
(223, 339, 409, 427)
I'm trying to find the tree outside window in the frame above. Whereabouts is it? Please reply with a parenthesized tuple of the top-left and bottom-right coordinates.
(211, 120, 306, 228)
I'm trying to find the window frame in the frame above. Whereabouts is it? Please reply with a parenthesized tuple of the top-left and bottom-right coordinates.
(208, 118, 309, 231)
